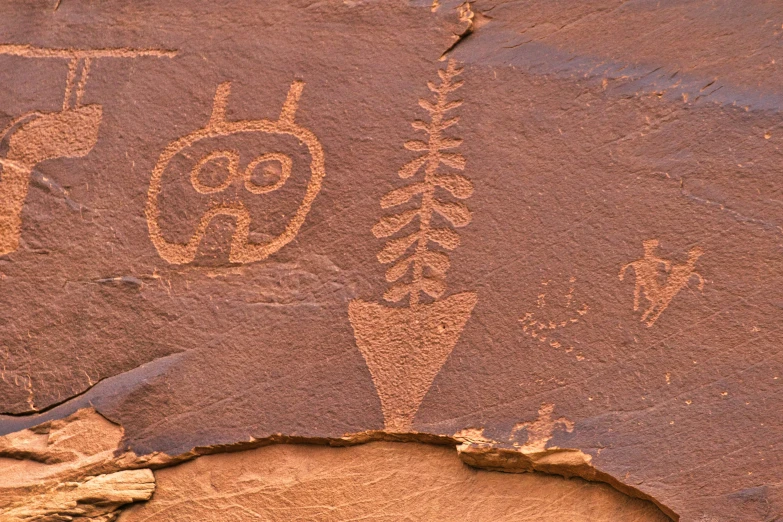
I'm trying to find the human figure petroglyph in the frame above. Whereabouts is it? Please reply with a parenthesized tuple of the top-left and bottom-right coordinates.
(620, 240, 704, 327)
(0, 45, 176, 255)
(349, 60, 477, 432)
(510, 403, 574, 453)
(620, 240, 670, 314)
(146, 80, 325, 265)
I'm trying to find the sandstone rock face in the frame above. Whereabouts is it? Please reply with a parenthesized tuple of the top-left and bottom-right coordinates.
(0, 1, 781, 521)
(0, 409, 160, 521)
(119, 442, 669, 522)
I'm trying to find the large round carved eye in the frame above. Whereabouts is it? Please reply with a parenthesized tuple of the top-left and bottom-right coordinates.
(243, 153, 292, 194)
(190, 150, 239, 194)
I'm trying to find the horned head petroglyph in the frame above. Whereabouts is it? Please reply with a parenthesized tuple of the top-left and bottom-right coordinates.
(146, 80, 325, 265)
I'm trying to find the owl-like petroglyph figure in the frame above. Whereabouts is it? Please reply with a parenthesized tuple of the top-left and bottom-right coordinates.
(146, 80, 325, 264)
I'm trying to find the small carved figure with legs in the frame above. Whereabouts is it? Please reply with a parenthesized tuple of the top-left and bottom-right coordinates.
(620, 240, 704, 326)
(510, 403, 574, 453)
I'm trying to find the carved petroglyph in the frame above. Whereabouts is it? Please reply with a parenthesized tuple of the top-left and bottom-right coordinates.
(0, 45, 176, 59)
(0, 106, 102, 255)
(510, 403, 574, 453)
(146, 80, 325, 264)
(0, 45, 175, 256)
(519, 277, 589, 360)
(453, 405, 575, 454)
(349, 60, 477, 432)
(620, 240, 704, 327)
(349, 293, 477, 432)
(372, 59, 472, 307)
(189, 150, 292, 195)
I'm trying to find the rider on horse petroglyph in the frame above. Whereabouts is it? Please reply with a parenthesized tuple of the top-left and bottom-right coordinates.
(620, 239, 704, 327)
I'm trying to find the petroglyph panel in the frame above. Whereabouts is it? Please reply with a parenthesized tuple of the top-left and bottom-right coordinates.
(349, 60, 476, 432)
(0, 2, 782, 521)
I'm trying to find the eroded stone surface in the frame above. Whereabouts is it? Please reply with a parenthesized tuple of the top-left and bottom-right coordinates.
(0, 1, 781, 521)
(0, 409, 158, 521)
(119, 441, 669, 522)
(1, 408, 670, 521)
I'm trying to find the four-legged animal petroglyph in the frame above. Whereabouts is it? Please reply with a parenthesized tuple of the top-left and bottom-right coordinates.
(146, 80, 325, 265)
(349, 60, 477, 432)
(510, 403, 574, 453)
(620, 239, 705, 327)
(0, 45, 176, 255)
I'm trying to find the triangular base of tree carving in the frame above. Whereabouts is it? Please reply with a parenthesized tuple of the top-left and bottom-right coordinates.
(349, 292, 477, 432)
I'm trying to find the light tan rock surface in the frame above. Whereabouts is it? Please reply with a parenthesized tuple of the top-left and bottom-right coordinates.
(1, 408, 672, 521)
(119, 441, 669, 522)
(0, 409, 159, 521)
(2, 2, 782, 520)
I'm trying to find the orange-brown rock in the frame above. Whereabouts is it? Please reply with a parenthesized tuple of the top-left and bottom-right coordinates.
(119, 441, 669, 522)
(1, 1, 782, 520)
(1, 408, 672, 521)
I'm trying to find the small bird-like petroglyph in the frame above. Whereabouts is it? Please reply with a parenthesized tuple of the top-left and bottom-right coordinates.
(510, 403, 574, 453)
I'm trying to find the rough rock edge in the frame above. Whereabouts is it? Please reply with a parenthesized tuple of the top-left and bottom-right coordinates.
(136, 430, 679, 521)
(0, 408, 677, 521)
(1, 469, 154, 522)
(0, 409, 161, 521)
(456, 444, 678, 521)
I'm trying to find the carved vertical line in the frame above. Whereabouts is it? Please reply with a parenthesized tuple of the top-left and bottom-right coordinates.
(62, 57, 79, 110)
(75, 57, 92, 106)
(410, 60, 461, 307)
(411, 69, 446, 306)
(279, 80, 305, 124)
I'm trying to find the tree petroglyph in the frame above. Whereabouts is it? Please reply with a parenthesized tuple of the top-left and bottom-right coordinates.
(145, 80, 325, 265)
(620, 240, 704, 327)
(0, 45, 176, 256)
(349, 60, 477, 432)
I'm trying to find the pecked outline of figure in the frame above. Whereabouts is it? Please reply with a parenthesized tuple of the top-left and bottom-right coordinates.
(620, 240, 704, 326)
(145, 80, 325, 265)
(0, 105, 102, 255)
(0, 45, 176, 256)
